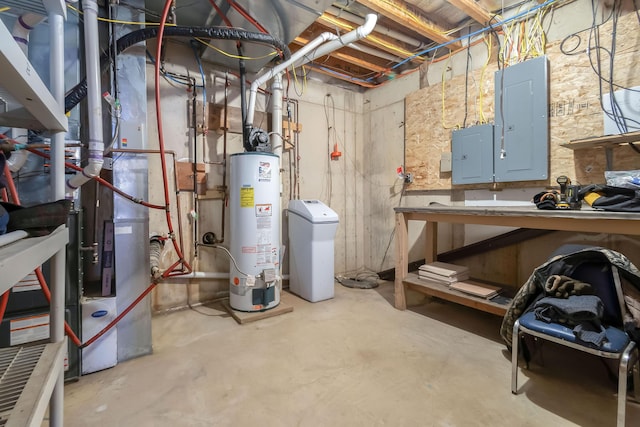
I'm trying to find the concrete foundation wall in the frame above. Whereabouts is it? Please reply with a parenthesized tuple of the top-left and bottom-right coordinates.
(146, 0, 640, 311)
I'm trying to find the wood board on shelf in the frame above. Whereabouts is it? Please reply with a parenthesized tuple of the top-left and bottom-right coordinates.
(449, 280, 501, 299)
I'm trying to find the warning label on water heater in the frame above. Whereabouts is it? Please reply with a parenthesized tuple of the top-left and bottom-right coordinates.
(240, 186, 254, 208)
(255, 204, 272, 217)
(258, 162, 271, 182)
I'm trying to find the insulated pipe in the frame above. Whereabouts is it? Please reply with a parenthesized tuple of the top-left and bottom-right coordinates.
(66, 0, 104, 193)
(149, 237, 164, 279)
(64, 26, 291, 113)
(245, 14, 377, 128)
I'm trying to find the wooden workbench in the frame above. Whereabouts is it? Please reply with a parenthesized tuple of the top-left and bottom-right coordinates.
(394, 205, 640, 315)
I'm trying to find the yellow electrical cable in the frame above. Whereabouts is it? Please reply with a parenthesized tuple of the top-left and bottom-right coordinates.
(0, 7, 10, 13)
(499, 3, 551, 66)
(291, 63, 307, 96)
(67, 3, 175, 26)
(195, 38, 277, 60)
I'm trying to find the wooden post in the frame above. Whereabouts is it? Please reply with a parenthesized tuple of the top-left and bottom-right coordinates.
(425, 221, 437, 263)
(394, 212, 409, 310)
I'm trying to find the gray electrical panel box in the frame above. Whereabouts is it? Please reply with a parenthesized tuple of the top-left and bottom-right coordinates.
(452, 124, 494, 184)
(494, 56, 549, 182)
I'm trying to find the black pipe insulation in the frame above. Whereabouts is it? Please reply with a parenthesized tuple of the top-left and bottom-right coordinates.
(237, 44, 251, 151)
(64, 26, 291, 113)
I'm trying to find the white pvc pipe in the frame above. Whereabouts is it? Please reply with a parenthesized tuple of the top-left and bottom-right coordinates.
(169, 271, 230, 279)
(49, 15, 66, 202)
(308, 13, 377, 60)
(164, 272, 291, 280)
(328, 6, 423, 48)
(9, 14, 45, 175)
(246, 32, 337, 126)
(271, 73, 284, 160)
(47, 8, 66, 427)
(66, 0, 104, 194)
(12, 13, 46, 55)
(245, 14, 377, 128)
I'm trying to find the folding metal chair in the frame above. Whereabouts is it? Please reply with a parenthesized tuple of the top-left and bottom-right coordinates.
(511, 249, 640, 427)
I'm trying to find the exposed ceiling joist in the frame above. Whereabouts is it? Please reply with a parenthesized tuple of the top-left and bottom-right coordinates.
(317, 14, 424, 64)
(294, 36, 390, 74)
(304, 65, 379, 88)
(445, 0, 493, 25)
(143, 0, 530, 89)
(356, 0, 462, 50)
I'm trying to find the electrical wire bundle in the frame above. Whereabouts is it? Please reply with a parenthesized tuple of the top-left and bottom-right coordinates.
(559, 0, 640, 152)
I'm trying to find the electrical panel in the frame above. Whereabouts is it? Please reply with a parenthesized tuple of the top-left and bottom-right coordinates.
(451, 124, 494, 184)
(493, 56, 549, 182)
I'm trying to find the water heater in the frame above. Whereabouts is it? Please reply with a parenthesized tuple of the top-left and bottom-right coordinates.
(229, 152, 280, 311)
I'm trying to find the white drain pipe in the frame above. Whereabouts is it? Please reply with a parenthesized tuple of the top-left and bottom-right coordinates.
(12, 13, 46, 55)
(245, 13, 378, 127)
(9, 13, 46, 173)
(66, 0, 104, 193)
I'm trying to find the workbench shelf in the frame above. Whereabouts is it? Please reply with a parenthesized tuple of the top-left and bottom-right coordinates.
(403, 273, 509, 316)
(560, 131, 640, 150)
(394, 206, 640, 314)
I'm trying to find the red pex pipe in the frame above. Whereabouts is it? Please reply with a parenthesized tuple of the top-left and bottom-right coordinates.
(154, 0, 192, 274)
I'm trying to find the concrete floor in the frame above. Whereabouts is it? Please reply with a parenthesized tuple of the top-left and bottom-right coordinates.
(63, 281, 639, 426)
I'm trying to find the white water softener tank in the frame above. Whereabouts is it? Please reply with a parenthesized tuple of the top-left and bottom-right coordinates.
(288, 200, 339, 302)
(229, 152, 280, 311)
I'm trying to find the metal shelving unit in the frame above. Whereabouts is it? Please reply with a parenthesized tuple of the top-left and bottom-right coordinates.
(0, 227, 68, 293)
(0, 3, 67, 131)
(0, 1, 68, 426)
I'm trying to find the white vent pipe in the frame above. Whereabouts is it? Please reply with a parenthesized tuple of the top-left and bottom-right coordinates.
(66, 0, 104, 193)
(245, 13, 377, 127)
(327, 6, 423, 49)
(12, 13, 46, 55)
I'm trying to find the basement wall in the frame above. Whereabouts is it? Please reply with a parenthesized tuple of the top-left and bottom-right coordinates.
(363, 0, 640, 285)
(145, 40, 366, 311)
(146, 0, 640, 312)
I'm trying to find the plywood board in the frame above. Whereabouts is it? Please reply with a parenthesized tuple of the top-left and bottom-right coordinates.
(223, 291, 294, 324)
(176, 162, 207, 194)
(405, 10, 640, 191)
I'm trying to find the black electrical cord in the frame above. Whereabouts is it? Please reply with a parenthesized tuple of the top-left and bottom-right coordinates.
(587, 0, 640, 146)
(64, 26, 291, 113)
(462, 42, 471, 128)
(487, 14, 503, 70)
(237, 44, 251, 152)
